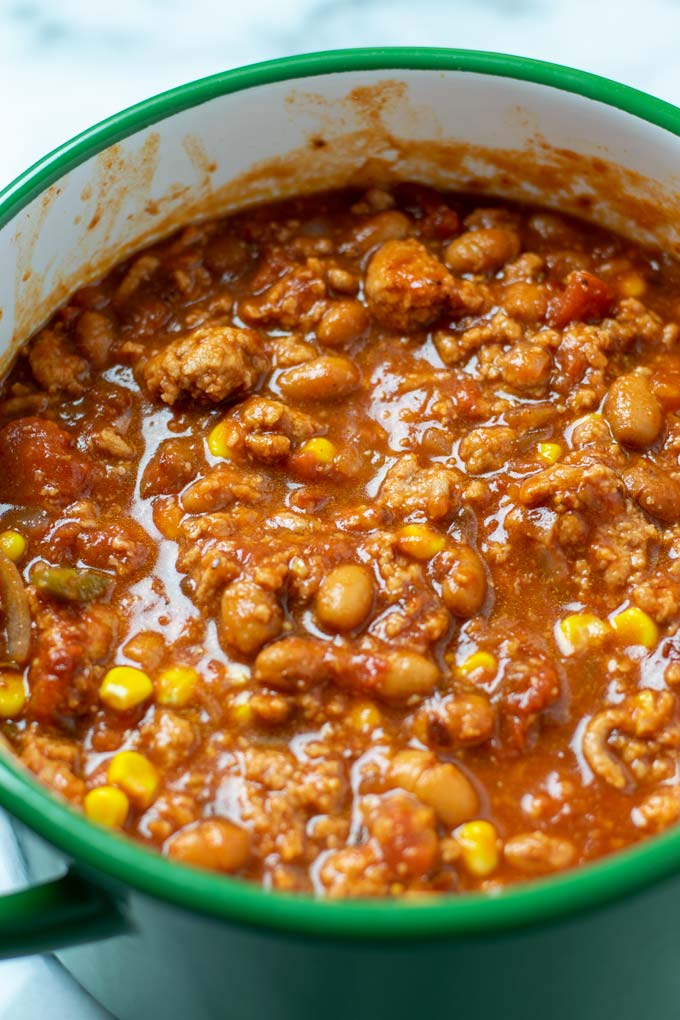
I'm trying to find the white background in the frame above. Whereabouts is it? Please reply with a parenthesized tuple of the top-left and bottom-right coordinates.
(0, 0, 677, 1015)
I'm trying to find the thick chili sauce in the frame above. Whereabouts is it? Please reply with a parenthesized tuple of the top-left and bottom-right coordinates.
(1, 184, 680, 897)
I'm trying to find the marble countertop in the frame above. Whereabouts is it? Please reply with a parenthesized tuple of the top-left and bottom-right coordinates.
(1, 0, 680, 1016)
(3, 0, 680, 190)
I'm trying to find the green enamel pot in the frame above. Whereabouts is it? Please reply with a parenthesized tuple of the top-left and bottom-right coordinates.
(2, 48, 680, 1020)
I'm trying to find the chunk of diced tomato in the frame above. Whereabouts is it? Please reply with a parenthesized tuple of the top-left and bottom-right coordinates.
(0, 417, 98, 508)
(548, 270, 614, 329)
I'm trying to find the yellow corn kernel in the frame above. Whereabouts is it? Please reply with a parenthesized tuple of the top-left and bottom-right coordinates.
(99, 666, 153, 712)
(300, 437, 337, 464)
(0, 530, 26, 562)
(618, 272, 646, 298)
(0, 672, 26, 718)
(557, 613, 610, 655)
(348, 701, 383, 733)
(611, 607, 659, 650)
(536, 442, 563, 465)
(156, 665, 199, 708)
(84, 785, 130, 828)
(456, 820, 501, 877)
(231, 702, 254, 726)
(458, 651, 498, 681)
(395, 524, 445, 561)
(108, 751, 159, 808)
(207, 420, 234, 459)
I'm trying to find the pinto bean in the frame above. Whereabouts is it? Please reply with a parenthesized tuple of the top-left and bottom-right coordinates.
(166, 818, 250, 873)
(414, 693, 496, 749)
(623, 461, 680, 523)
(252, 636, 333, 692)
(181, 464, 267, 514)
(315, 564, 375, 632)
(277, 356, 360, 402)
(316, 300, 369, 348)
(441, 546, 488, 618)
(416, 763, 478, 828)
(391, 749, 479, 827)
(379, 651, 440, 702)
(604, 373, 663, 448)
(220, 579, 283, 655)
(651, 365, 680, 411)
(326, 266, 360, 294)
(341, 210, 411, 256)
(499, 343, 552, 392)
(445, 228, 520, 275)
(502, 281, 548, 322)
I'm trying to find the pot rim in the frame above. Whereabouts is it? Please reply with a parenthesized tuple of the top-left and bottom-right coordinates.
(2, 46, 680, 941)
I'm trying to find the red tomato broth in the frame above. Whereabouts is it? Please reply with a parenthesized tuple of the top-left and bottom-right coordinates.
(1, 184, 680, 897)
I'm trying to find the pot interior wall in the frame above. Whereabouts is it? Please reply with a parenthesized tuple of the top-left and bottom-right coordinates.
(2, 68, 680, 374)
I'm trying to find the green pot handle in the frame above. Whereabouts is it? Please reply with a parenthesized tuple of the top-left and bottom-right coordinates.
(0, 867, 127, 959)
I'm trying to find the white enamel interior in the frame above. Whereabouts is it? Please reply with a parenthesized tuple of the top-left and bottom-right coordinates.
(2, 67, 680, 363)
